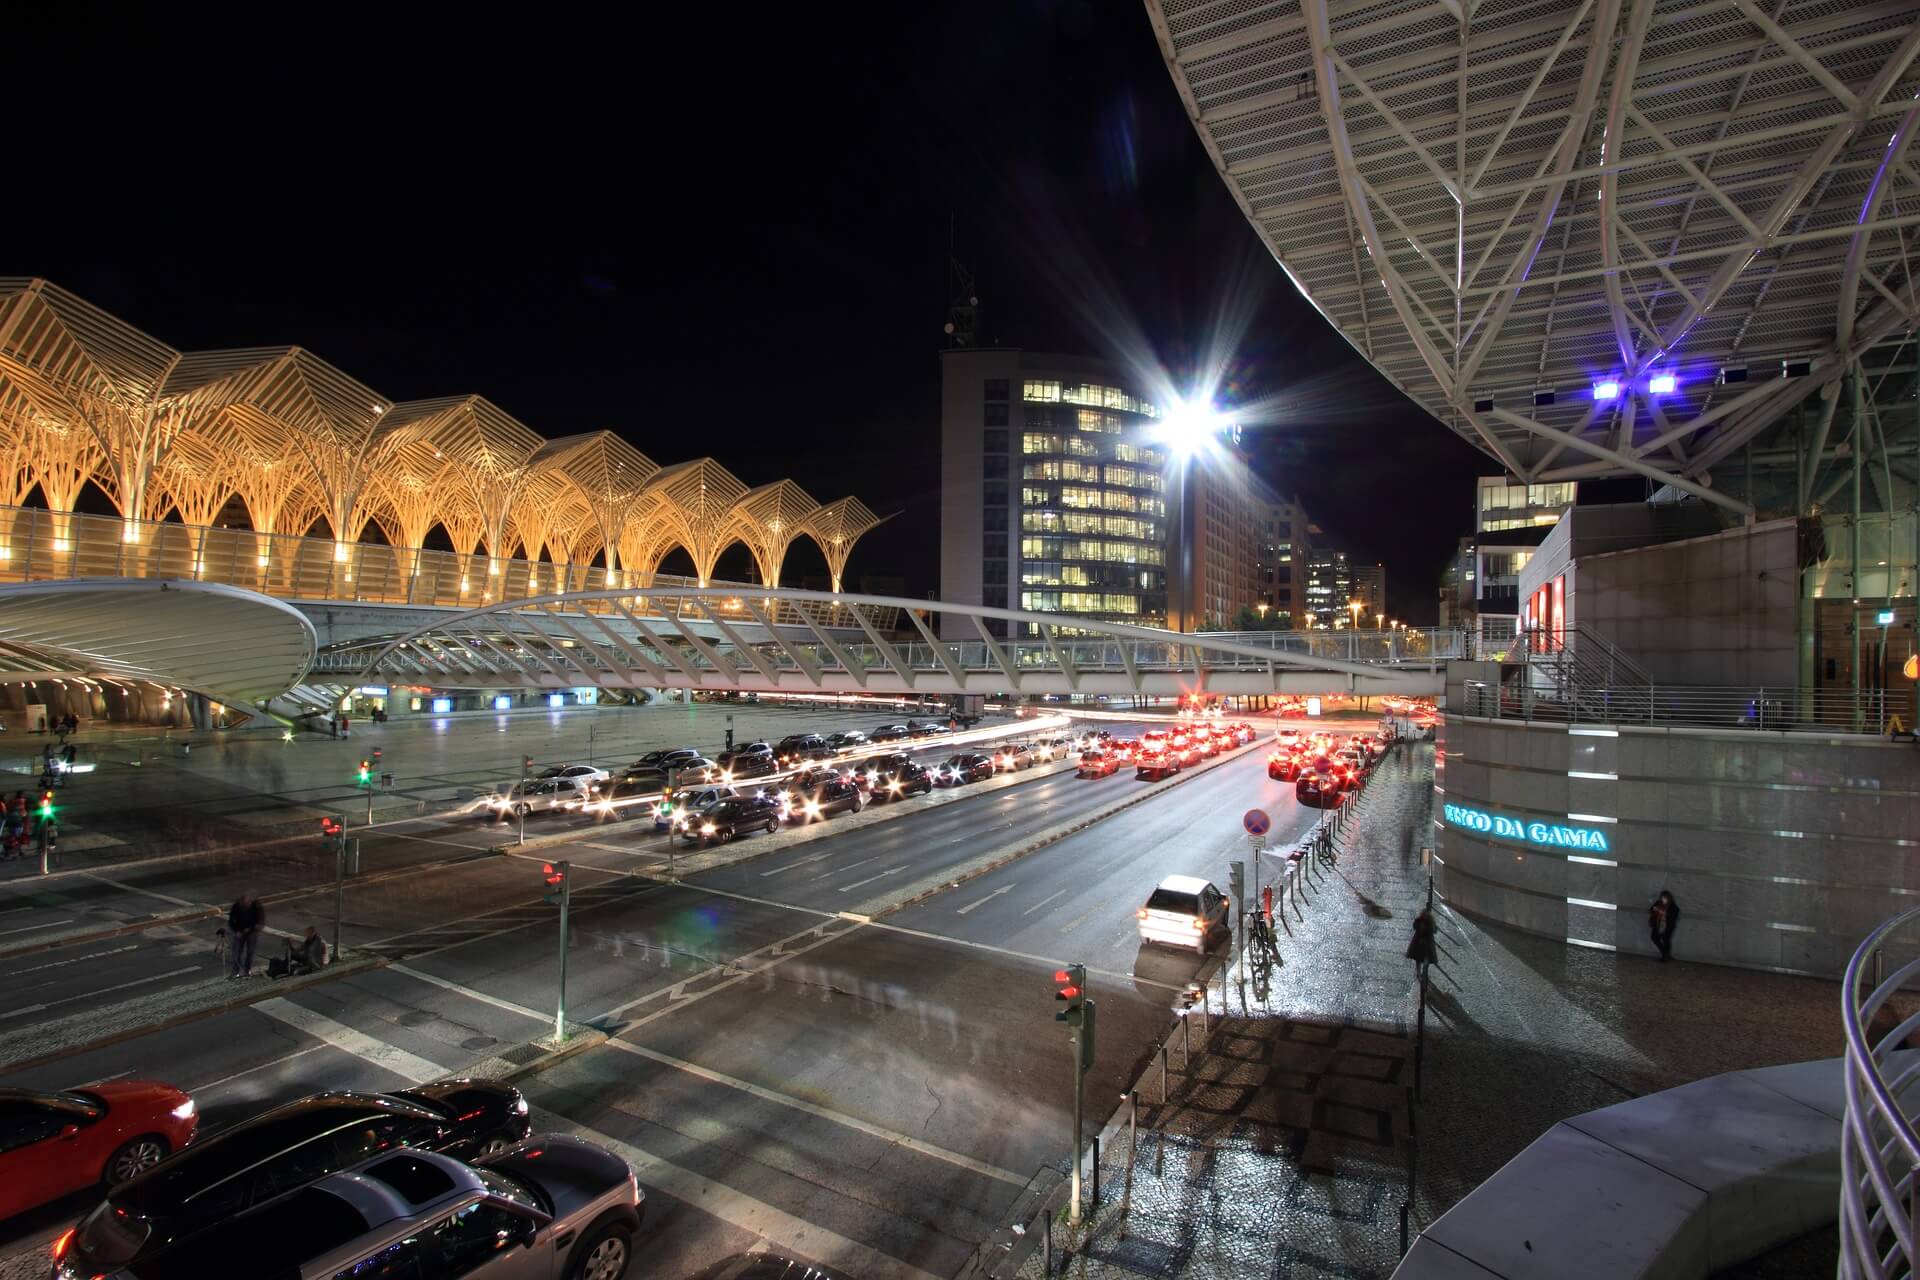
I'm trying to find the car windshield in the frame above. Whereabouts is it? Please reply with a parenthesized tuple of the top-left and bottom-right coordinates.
(1146, 889, 1201, 914)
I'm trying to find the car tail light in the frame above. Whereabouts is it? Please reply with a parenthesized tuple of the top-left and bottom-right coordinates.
(51, 1228, 74, 1260)
(1192, 917, 1206, 931)
(1137, 907, 1149, 920)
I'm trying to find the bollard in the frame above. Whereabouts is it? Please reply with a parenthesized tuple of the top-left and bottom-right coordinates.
(1122, 1090, 1138, 1223)
(1091, 1135, 1100, 1209)
(1160, 1044, 1169, 1103)
(1043, 1212, 1053, 1275)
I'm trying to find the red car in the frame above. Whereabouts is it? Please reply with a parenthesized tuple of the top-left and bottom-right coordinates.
(0, 1081, 197, 1219)
(1077, 751, 1119, 778)
(1268, 751, 1303, 781)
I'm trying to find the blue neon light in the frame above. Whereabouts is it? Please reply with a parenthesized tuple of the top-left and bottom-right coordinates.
(1442, 802, 1609, 852)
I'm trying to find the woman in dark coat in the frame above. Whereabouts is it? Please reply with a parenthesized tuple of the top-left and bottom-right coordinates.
(1649, 889, 1680, 961)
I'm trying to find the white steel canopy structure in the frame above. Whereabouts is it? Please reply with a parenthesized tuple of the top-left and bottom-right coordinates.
(1147, 1, 1920, 507)
(325, 587, 1455, 697)
(0, 280, 886, 594)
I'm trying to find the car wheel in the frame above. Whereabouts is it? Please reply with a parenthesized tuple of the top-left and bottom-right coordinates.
(104, 1135, 169, 1186)
(478, 1135, 512, 1157)
(764, 819, 776, 834)
(568, 1221, 633, 1280)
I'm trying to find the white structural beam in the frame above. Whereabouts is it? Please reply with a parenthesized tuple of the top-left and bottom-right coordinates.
(1488, 406, 1752, 513)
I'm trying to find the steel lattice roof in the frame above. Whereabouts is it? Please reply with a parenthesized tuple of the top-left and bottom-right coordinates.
(1147, 0, 1920, 507)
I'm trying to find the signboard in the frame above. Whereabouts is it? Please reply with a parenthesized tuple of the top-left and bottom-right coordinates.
(1306, 697, 1322, 717)
(1247, 833, 1268, 850)
(1442, 802, 1611, 852)
(1242, 808, 1271, 836)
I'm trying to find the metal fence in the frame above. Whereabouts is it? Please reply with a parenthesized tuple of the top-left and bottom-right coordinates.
(0, 503, 895, 631)
(1191, 628, 1468, 663)
(1459, 679, 1892, 733)
(1841, 909, 1920, 1278)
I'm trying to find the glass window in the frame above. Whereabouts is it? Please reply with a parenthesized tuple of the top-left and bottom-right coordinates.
(984, 402, 1009, 427)
(984, 378, 1009, 402)
(1022, 486, 1053, 506)
(429, 1199, 531, 1276)
(982, 454, 1008, 479)
(1023, 380, 1061, 402)
(1022, 433, 1062, 454)
(984, 482, 1007, 507)
(983, 533, 1006, 559)
(983, 428, 1008, 453)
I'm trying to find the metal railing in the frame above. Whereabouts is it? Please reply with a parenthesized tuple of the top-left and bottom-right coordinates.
(1841, 909, 1920, 1278)
(0, 503, 896, 631)
(1460, 679, 1891, 733)
(1191, 628, 1468, 662)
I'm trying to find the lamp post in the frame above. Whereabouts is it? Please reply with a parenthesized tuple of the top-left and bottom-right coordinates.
(1376, 612, 1385, 630)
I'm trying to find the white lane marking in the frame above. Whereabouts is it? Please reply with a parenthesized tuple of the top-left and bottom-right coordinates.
(1021, 889, 1067, 917)
(389, 964, 548, 1024)
(581, 841, 645, 855)
(192, 1043, 331, 1094)
(80, 1070, 134, 1085)
(0, 904, 38, 916)
(607, 1040, 1027, 1187)
(527, 1104, 945, 1280)
(0, 918, 73, 937)
(812, 853, 884, 881)
(615, 926, 854, 1031)
(838, 866, 906, 892)
(0, 964, 199, 1020)
(956, 885, 1015, 916)
(867, 919, 1188, 993)
(253, 998, 448, 1084)
(81, 871, 203, 911)
(17, 944, 139, 976)
(760, 850, 838, 877)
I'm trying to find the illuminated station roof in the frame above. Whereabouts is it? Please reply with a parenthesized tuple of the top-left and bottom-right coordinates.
(1147, 0, 1920, 511)
(0, 279, 884, 590)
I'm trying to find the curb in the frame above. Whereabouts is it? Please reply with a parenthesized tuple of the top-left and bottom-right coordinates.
(0, 952, 393, 1075)
(488, 1027, 610, 1083)
(866, 735, 1266, 920)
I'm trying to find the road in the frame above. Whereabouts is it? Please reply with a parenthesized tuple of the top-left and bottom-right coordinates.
(0, 715, 1385, 1279)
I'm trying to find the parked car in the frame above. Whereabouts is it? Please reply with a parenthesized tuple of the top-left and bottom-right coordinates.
(774, 734, 828, 765)
(536, 763, 610, 789)
(57, 1139, 641, 1280)
(1136, 875, 1229, 954)
(993, 743, 1036, 772)
(632, 747, 703, 772)
(1296, 768, 1341, 808)
(1135, 749, 1179, 781)
(866, 759, 933, 799)
(0, 1083, 197, 1220)
(1032, 735, 1075, 761)
(57, 1087, 529, 1270)
(682, 794, 781, 844)
(660, 785, 739, 831)
(937, 753, 995, 785)
(870, 723, 910, 742)
(780, 777, 865, 823)
(825, 730, 868, 752)
(487, 776, 592, 819)
(708, 747, 777, 782)
(1077, 751, 1118, 779)
(1267, 750, 1303, 781)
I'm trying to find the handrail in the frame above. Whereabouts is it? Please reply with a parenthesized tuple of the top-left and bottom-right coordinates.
(1460, 679, 1890, 733)
(1840, 909, 1920, 1278)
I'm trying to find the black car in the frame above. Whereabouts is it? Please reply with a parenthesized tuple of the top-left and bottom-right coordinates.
(65, 1087, 529, 1268)
(633, 747, 702, 771)
(774, 734, 828, 764)
(1296, 770, 1341, 808)
(682, 794, 780, 843)
(781, 777, 865, 823)
(870, 723, 910, 742)
(866, 759, 933, 800)
(710, 747, 777, 781)
(825, 730, 868, 752)
(937, 753, 995, 785)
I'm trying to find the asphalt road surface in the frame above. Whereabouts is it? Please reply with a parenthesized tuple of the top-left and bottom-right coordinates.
(0, 715, 1384, 1280)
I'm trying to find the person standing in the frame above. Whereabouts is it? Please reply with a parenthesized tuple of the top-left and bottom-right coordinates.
(1649, 889, 1681, 962)
(227, 892, 266, 979)
(1406, 908, 1438, 983)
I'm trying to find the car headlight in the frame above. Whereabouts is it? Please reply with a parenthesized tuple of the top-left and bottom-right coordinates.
(171, 1099, 196, 1120)
(701, 823, 716, 834)
(514, 1096, 528, 1116)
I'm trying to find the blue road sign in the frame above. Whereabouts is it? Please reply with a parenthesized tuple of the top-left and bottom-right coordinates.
(1243, 808, 1271, 836)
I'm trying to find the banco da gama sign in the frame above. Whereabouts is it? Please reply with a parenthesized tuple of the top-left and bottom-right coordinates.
(1442, 803, 1610, 852)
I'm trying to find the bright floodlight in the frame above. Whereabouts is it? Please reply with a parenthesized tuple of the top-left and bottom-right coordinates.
(1158, 396, 1236, 459)
(1592, 380, 1621, 401)
(1648, 372, 1677, 395)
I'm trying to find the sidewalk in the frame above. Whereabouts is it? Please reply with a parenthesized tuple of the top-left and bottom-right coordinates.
(1011, 741, 1848, 1278)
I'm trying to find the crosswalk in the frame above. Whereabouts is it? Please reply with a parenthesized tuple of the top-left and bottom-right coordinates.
(355, 875, 662, 960)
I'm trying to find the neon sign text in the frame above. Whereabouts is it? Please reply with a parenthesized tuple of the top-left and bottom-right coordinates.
(1442, 803, 1610, 852)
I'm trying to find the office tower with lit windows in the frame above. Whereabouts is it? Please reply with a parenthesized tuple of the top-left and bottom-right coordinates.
(939, 350, 1171, 638)
(1304, 544, 1353, 628)
(1472, 475, 1578, 635)
(1350, 562, 1387, 627)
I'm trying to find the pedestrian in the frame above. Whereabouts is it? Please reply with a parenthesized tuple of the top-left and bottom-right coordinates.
(227, 892, 266, 978)
(340, 713, 351, 739)
(1649, 889, 1680, 962)
(1406, 908, 1437, 982)
(275, 925, 328, 977)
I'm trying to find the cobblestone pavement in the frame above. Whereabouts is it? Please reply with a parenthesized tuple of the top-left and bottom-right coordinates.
(1017, 740, 1847, 1279)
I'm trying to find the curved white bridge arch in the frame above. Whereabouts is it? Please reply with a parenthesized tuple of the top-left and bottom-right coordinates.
(328, 587, 1454, 697)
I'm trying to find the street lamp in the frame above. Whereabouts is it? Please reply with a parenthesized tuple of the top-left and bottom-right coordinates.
(1376, 612, 1385, 630)
(1348, 600, 1363, 629)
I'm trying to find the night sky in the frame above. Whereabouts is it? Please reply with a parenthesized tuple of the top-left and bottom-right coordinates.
(18, 5, 1495, 622)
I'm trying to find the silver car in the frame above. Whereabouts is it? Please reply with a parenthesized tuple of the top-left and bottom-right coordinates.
(56, 1136, 642, 1280)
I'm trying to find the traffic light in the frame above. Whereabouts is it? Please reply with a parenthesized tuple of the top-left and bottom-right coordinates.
(319, 814, 344, 838)
(1054, 963, 1086, 1025)
(37, 789, 55, 821)
(541, 860, 569, 905)
(371, 748, 383, 766)
(1229, 861, 1245, 906)
(356, 758, 372, 784)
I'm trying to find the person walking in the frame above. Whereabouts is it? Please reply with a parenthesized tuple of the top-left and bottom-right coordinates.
(1406, 908, 1438, 983)
(1649, 889, 1681, 962)
(227, 892, 266, 979)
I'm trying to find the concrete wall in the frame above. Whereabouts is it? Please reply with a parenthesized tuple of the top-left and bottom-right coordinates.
(1435, 712, 1920, 977)
(1518, 515, 1798, 687)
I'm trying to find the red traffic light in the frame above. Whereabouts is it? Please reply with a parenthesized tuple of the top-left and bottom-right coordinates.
(541, 862, 564, 887)
(319, 816, 343, 837)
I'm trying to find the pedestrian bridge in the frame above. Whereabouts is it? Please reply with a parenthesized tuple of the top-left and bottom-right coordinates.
(315, 587, 1456, 698)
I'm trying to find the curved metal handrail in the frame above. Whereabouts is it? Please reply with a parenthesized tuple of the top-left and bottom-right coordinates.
(1840, 907, 1920, 1278)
